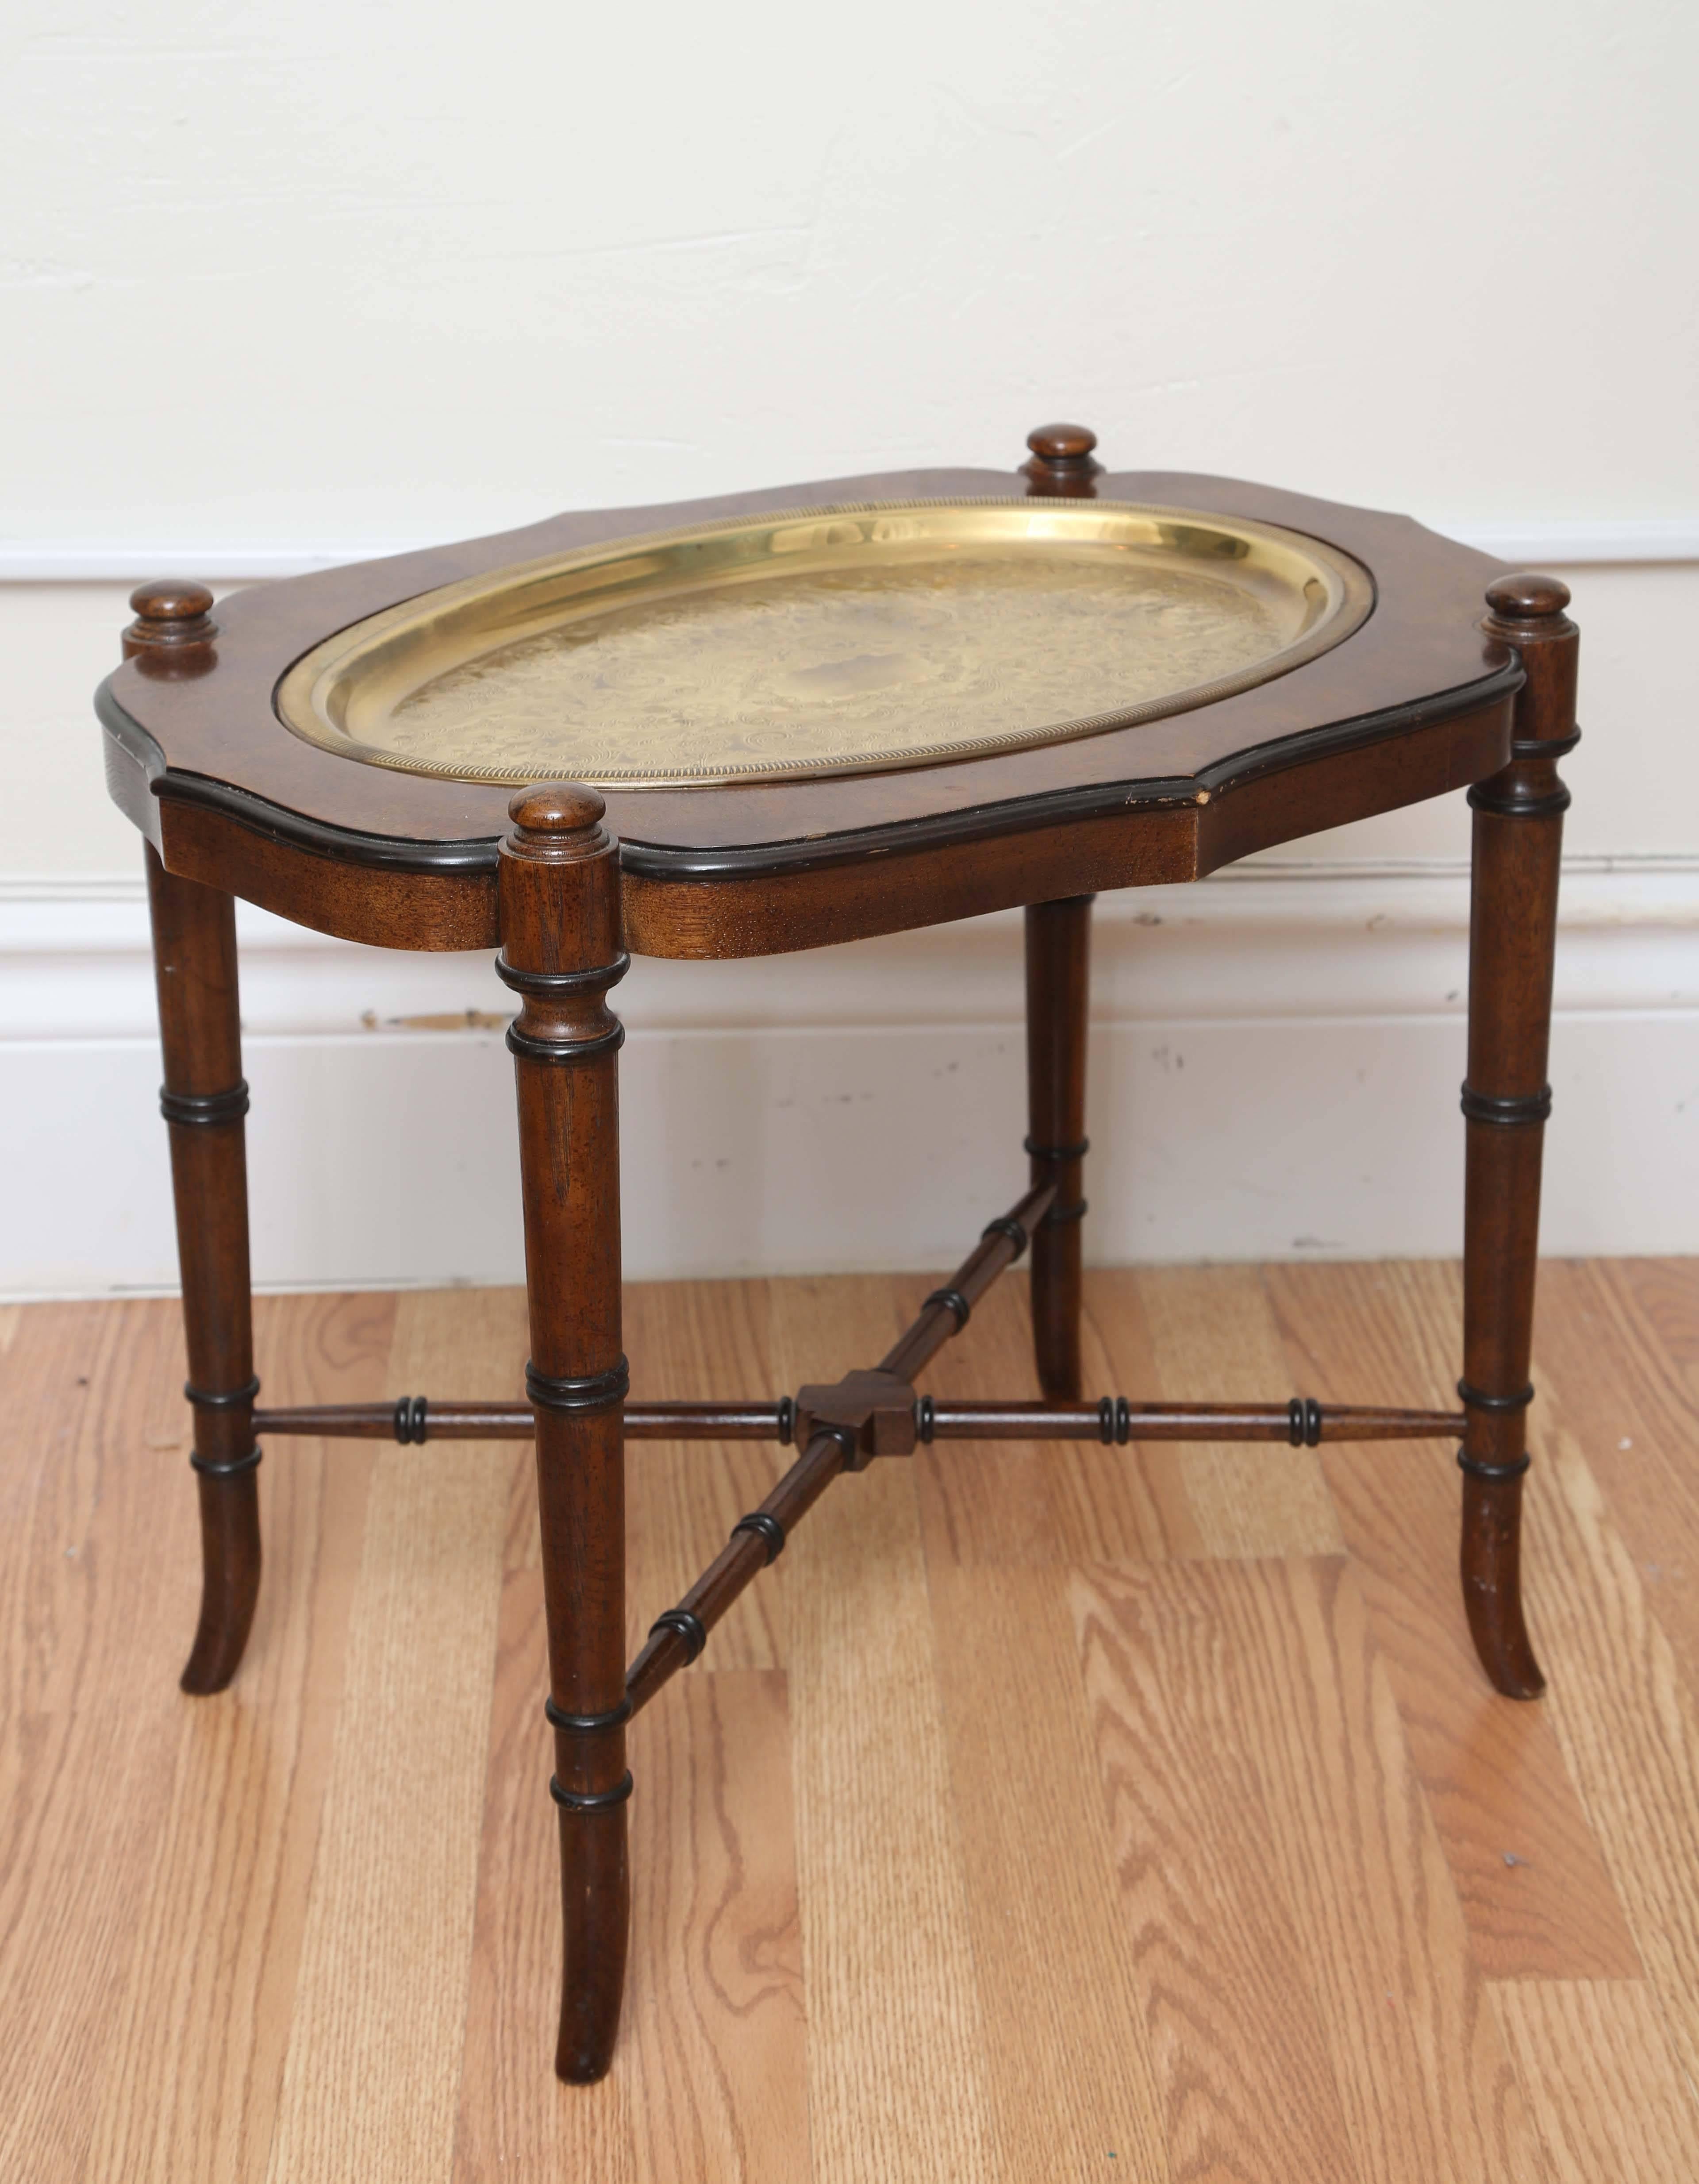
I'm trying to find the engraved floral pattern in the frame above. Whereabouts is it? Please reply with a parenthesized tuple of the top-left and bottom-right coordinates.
(377, 556, 1289, 783)
(278, 501, 1372, 786)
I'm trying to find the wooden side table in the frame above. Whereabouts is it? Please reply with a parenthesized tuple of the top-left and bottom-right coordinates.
(99, 426, 1577, 2083)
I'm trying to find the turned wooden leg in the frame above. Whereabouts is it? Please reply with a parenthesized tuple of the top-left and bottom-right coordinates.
(1459, 574, 1579, 1699)
(1026, 895, 1093, 1399)
(500, 783, 631, 2084)
(146, 843, 261, 1695)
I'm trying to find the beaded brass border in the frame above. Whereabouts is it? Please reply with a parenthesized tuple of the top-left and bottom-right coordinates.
(275, 498, 1374, 790)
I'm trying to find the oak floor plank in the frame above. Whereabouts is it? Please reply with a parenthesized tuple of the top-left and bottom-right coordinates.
(1534, 1259, 1699, 1683)
(263, 1290, 510, 2184)
(1137, 1265, 1343, 1557)
(1070, 1556, 1362, 2184)
(3, 1300, 190, 1718)
(771, 1275, 1000, 2184)
(1264, 1262, 1641, 1981)
(1, 1301, 95, 1718)
(623, 1278, 788, 1672)
(904, 1272, 1069, 1567)
(1205, 1555, 1549, 2184)
(458, 1571, 807, 2184)
(83, 1292, 395, 2184)
(905, 1267, 1199, 1568)
(0, 1302, 195, 2181)
(9, 1264, 1699, 2182)
(1069, 1267, 1207, 1562)
(627, 1669, 809, 2184)
(406, 1283, 535, 1580)
(0, 1703, 177, 2183)
(1518, 1413, 1699, 2090)
(927, 1560, 1171, 2182)
(1612, 1256, 1699, 1387)
(461, 1285, 812, 2184)
(1491, 1980, 1699, 2184)
(453, 1567, 637, 2183)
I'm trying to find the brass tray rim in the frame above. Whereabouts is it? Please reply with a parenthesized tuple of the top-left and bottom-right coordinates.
(275, 497, 1376, 791)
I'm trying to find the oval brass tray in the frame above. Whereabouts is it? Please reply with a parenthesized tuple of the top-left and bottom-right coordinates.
(275, 500, 1374, 789)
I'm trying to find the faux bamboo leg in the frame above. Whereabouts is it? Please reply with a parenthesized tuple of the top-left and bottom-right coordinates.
(146, 844, 262, 1695)
(1459, 574, 1579, 1699)
(500, 783, 631, 2084)
(1025, 895, 1093, 1398)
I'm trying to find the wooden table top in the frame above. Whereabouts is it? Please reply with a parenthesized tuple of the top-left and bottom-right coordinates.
(99, 452, 1522, 959)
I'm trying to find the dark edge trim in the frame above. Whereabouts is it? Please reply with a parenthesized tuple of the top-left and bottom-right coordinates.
(155, 771, 500, 870)
(98, 685, 504, 877)
(393, 1394, 429, 1444)
(1193, 660, 1525, 797)
(732, 1510, 786, 1564)
(614, 670, 1523, 888)
(161, 1082, 250, 1127)
(1041, 1199, 1088, 1226)
(915, 1394, 937, 1444)
(506, 1020, 626, 1065)
(103, 664, 1522, 898)
(550, 1771, 634, 1811)
(1115, 1396, 1132, 1446)
(185, 1375, 261, 1410)
(546, 1695, 632, 1735)
(649, 1608, 707, 1663)
(1457, 1451, 1532, 1483)
(616, 776, 1203, 882)
(923, 1287, 972, 1331)
(496, 954, 630, 997)
(1461, 1084, 1553, 1127)
(777, 1394, 795, 1446)
(525, 1358, 630, 1414)
(190, 1445, 262, 1479)
(1458, 1380, 1536, 1414)
(1098, 1397, 1115, 1445)
(1303, 1396, 1322, 1448)
(98, 677, 493, 874)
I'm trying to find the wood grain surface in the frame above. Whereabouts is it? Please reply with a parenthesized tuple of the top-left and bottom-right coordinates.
(4, 1260, 1697, 2181)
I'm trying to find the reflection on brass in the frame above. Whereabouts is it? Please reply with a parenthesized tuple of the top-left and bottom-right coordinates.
(276, 501, 1373, 788)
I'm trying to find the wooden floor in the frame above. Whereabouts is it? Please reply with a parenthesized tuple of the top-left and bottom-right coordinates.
(4, 1260, 1699, 2182)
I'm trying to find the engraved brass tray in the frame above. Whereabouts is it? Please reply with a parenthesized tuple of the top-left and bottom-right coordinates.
(276, 500, 1374, 789)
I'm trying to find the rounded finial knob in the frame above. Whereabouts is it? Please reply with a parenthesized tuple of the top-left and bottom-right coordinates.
(1026, 423, 1098, 463)
(122, 578, 217, 665)
(1020, 421, 1103, 497)
(131, 578, 214, 624)
(508, 781, 607, 834)
(1485, 573, 1571, 622)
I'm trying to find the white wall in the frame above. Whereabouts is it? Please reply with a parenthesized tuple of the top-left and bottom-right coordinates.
(3, 1, 1696, 1294)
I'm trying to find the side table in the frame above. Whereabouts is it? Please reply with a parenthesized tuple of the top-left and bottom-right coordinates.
(99, 424, 1576, 2082)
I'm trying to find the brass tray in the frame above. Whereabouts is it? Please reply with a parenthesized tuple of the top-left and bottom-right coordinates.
(276, 500, 1374, 789)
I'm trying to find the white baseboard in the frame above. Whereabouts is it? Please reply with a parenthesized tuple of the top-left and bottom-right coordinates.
(3, 859, 1695, 1298)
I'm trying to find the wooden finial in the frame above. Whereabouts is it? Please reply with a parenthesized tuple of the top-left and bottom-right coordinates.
(1484, 573, 1571, 626)
(504, 781, 611, 870)
(122, 579, 217, 667)
(1020, 423, 1103, 498)
(508, 782, 607, 836)
(1482, 573, 1578, 760)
